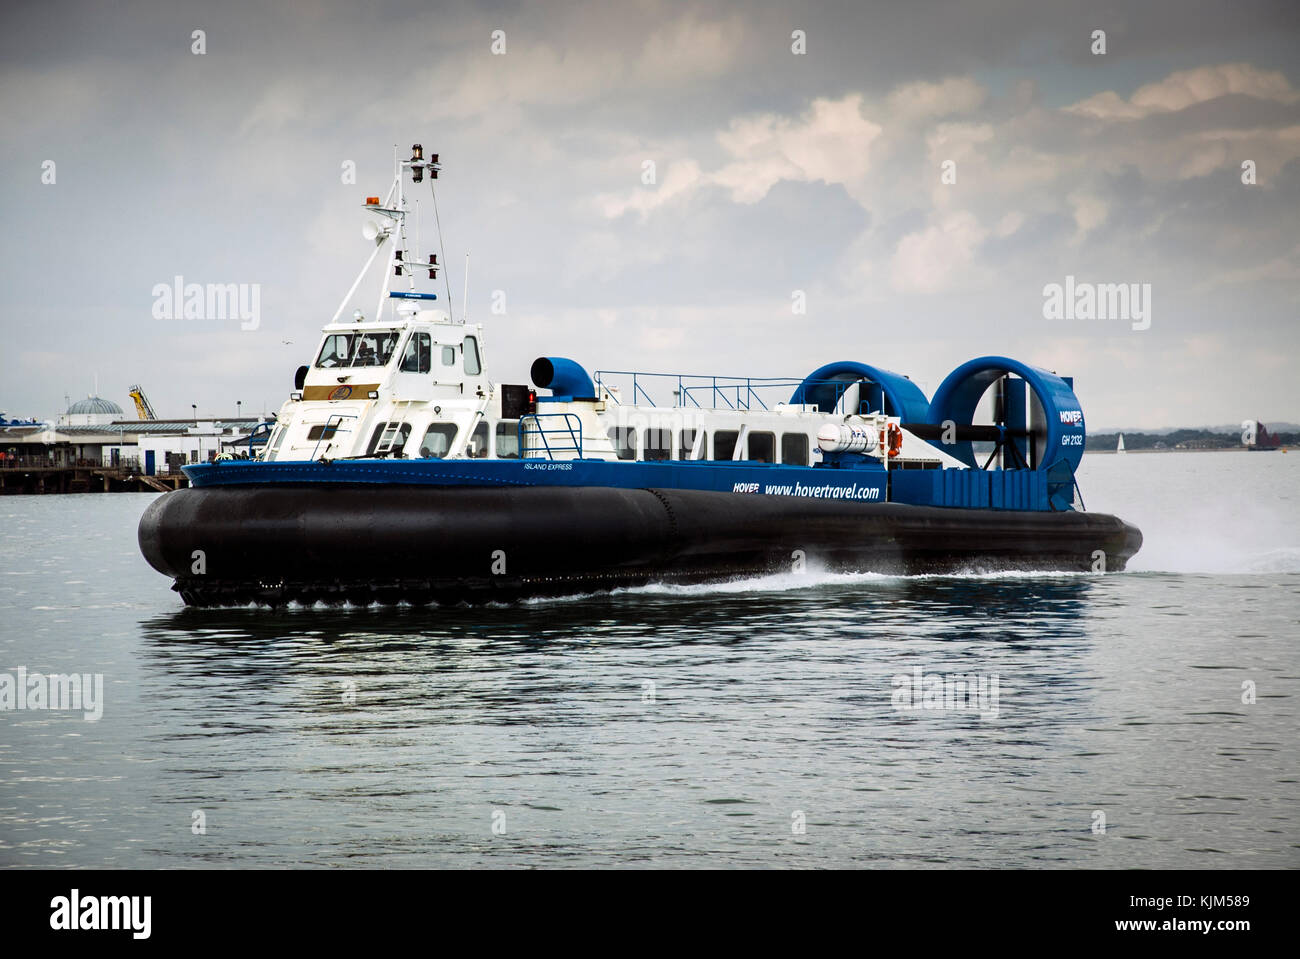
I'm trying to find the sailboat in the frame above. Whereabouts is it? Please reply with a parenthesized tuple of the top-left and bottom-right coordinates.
(1117, 433, 1126, 454)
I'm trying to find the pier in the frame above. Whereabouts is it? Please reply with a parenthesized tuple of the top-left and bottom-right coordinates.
(0, 458, 185, 494)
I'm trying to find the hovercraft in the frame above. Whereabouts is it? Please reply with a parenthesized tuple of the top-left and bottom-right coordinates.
(138, 146, 1141, 606)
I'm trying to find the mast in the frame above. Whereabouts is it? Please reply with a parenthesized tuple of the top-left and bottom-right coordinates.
(329, 144, 443, 325)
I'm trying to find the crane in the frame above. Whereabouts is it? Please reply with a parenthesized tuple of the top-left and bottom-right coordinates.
(128, 385, 157, 421)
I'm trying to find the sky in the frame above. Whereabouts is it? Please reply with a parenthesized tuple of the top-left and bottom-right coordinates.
(1, 0, 1297, 429)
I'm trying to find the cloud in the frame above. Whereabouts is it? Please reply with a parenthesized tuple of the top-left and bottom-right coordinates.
(887, 76, 987, 120)
(597, 82, 992, 219)
(1068, 193, 1108, 241)
(712, 95, 884, 204)
(404, 10, 748, 122)
(597, 160, 703, 218)
(890, 211, 988, 293)
(1066, 63, 1300, 120)
(925, 121, 994, 163)
(596, 93, 884, 216)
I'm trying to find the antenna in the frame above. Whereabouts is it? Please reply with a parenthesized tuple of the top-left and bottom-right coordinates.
(429, 176, 454, 323)
(463, 252, 470, 322)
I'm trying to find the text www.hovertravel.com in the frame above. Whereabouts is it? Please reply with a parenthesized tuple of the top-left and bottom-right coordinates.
(733, 481, 881, 500)
(1113, 918, 1250, 934)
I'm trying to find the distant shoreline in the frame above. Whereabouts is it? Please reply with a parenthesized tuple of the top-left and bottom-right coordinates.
(1087, 447, 1291, 454)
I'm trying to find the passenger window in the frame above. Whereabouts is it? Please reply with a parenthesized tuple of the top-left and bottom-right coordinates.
(463, 335, 482, 376)
(400, 333, 432, 373)
(441, 346, 456, 367)
(609, 427, 637, 461)
(748, 431, 775, 464)
(643, 429, 672, 461)
(679, 429, 697, 461)
(307, 423, 342, 440)
(368, 422, 412, 456)
(781, 432, 809, 466)
(467, 421, 489, 458)
(713, 430, 738, 460)
(417, 423, 457, 458)
(494, 422, 520, 459)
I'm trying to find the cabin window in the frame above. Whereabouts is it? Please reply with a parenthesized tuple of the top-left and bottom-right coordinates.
(781, 432, 809, 466)
(315, 333, 353, 368)
(400, 333, 432, 373)
(679, 429, 698, 460)
(306, 423, 342, 440)
(372, 331, 400, 366)
(441, 346, 457, 367)
(368, 422, 413, 456)
(316, 331, 400, 368)
(713, 430, 738, 460)
(267, 426, 286, 456)
(417, 423, 457, 459)
(643, 429, 672, 461)
(463, 336, 482, 376)
(467, 422, 489, 458)
(748, 431, 775, 464)
(609, 427, 638, 461)
(352, 331, 399, 367)
(494, 422, 520, 459)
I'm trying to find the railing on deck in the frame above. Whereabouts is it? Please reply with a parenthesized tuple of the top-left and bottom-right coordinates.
(594, 371, 811, 411)
(593, 371, 866, 413)
(519, 412, 584, 460)
(246, 421, 275, 458)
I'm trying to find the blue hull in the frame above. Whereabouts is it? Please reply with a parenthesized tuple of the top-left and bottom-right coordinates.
(186, 456, 1064, 511)
(186, 457, 892, 502)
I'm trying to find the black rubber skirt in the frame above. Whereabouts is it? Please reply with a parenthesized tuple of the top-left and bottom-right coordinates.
(138, 484, 1143, 606)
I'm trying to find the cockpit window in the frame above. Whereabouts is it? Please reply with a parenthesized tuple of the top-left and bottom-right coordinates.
(351, 331, 399, 367)
(315, 331, 401, 368)
(316, 334, 352, 368)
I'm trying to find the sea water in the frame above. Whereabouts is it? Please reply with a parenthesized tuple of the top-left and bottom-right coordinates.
(0, 451, 1295, 867)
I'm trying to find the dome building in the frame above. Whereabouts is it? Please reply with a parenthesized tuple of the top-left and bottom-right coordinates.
(58, 396, 125, 428)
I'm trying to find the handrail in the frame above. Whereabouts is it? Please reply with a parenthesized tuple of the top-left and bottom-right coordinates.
(246, 421, 275, 457)
(518, 412, 584, 460)
(593, 370, 863, 412)
(311, 413, 356, 460)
